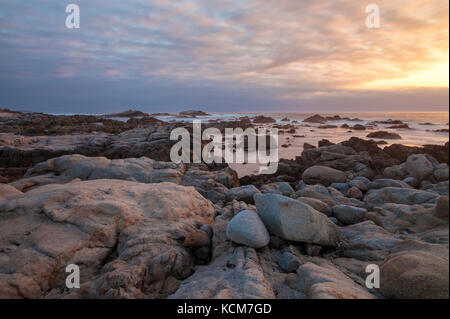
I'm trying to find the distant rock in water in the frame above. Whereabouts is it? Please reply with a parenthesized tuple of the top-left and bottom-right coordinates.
(387, 124, 411, 129)
(105, 109, 149, 117)
(252, 115, 276, 123)
(178, 110, 210, 117)
(367, 131, 402, 139)
(303, 114, 327, 124)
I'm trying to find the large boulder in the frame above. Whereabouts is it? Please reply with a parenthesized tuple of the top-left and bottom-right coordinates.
(254, 193, 341, 246)
(380, 250, 449, 299)
(226, 210, 270, 248)
(406, 154, 434, 181)
(302, 166, 347, 186)
(0, 180, 215, 299)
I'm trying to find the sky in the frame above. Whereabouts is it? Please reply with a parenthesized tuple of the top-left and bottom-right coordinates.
(0, 0, 448, 114)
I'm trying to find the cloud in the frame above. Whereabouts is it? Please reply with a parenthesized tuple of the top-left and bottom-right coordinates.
(0, 0, 448, 112)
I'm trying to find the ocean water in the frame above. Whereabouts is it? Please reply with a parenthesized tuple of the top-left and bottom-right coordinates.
(153, 112, 449, 176)
(50, 111, 449, 177)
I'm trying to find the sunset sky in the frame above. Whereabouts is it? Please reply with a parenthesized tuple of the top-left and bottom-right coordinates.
(0, 0, 448, 113)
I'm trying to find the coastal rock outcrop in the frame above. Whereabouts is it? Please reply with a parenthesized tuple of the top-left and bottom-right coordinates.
(0, 180, 215, 298)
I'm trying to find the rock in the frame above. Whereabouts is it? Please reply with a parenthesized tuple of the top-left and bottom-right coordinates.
(254, 194, 341, 246)
(200, 224, 213, 238)
(366, 131, 402, 140)
(421, 180, 449, 196)
(403, 177, 419, 188)
(383, 164, 408, 180)
(332, 205, 367, 225)
(341, 221, 400, 261)
(434, 167, 449, 182)
(260, 182, 294, 196)
(434, 196, 449, 219)
(302, 166, 347, 186)
(380, 251, 449, 299)
(226, 185, 261, 204)
(292, 188, 337, 208)
(278, 252, 301, 273)
(194, 247, 211, 262)
(406, 154, 434, 181)
(367, 203, 447, 234)
(305, 243, 322, 256)
(368, 179, 412, 190)
(353, 176, 371, 186)
(365, 187, 440, 206)
(347, 187, 363, 199)
(184, 229, 211, 247)
(329, 217, 340, 225)
(330, 183, 350, 195)
(348, 179, 368, 192)
(296, 262, 376, 299)
(295, 197, 332, 216)
(226, 210, 270, 248)
(0, 184, 22, 200)
(303, 114, 327, 124)
(269, 235, 287, 249)
(169, 246, 275, 299)
(0, 180, 215, 299)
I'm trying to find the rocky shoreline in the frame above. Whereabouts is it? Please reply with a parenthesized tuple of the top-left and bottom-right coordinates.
(0, 110, 448, 299)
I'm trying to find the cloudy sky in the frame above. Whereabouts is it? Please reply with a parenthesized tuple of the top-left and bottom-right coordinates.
(0, 0, 448, 113)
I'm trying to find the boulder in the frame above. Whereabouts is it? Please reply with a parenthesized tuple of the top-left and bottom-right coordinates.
(302, 166, 347, 186)
(365, 187, 440, 206)
(434, 167, 449, 182)
(330, 183, 349, 195)
(226, 185, 261, 204)
(380, 251, 449, 299)
(0, 180, 215, 299)
(184, 230, 211, 247)
(226, 210, 270, 248)
(254, 194, 341, 246)
(406, 154, 434, 181)
(332, 205, 367, 225)
(368, 179, 412, 190)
